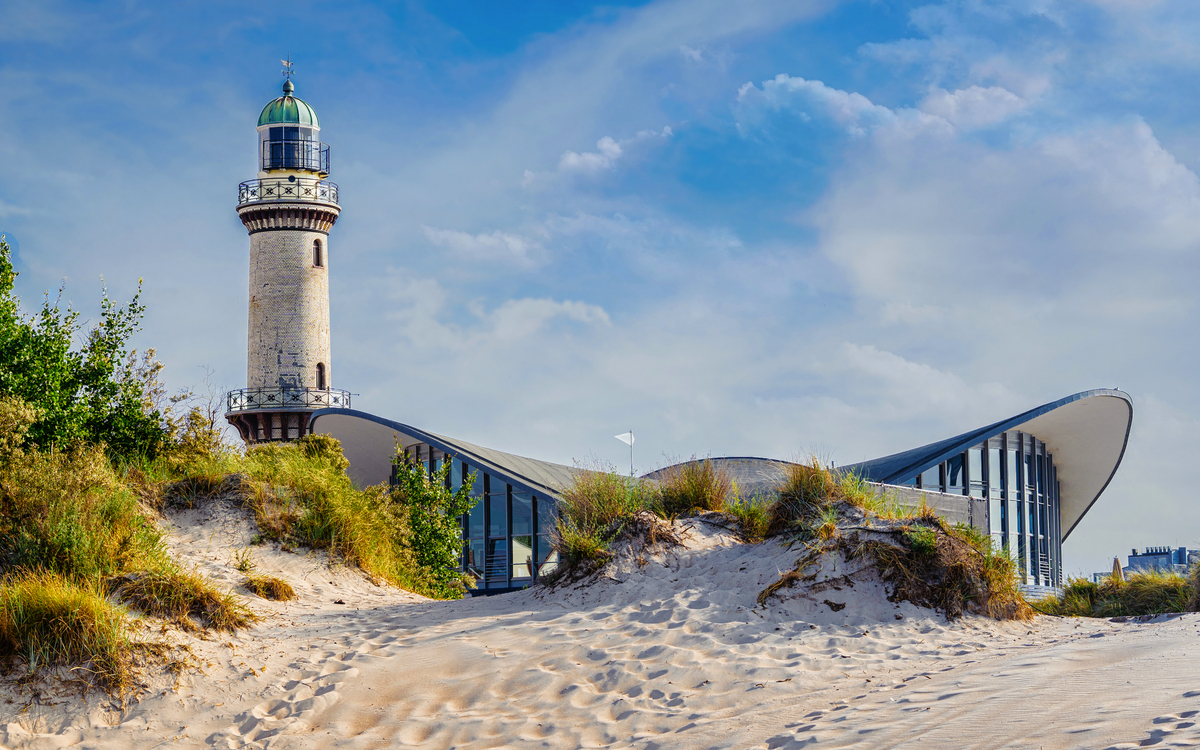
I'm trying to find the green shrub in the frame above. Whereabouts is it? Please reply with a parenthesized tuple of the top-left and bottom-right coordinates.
(657, 457, 732, 516)
(0, 237, 169, 461)
(389, 456, 477, 599)
(0, 571, 132, 692)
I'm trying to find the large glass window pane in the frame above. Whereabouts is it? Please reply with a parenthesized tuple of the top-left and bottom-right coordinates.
(465, 539, 485, 583)
(450, 458, 464, 493)
(512, 492, 533, 536)
(968, 448, 984, 498)
(536, 538, 558, 578)
(989, 495, 1003, 544)
(988, 448, 1002, 498)
(1007, 449, 1019, 499)
(1008, 498, 1021, 566)
(512, 535, 533, 579)
(488, 491, 507, 538)
(466, 465, 484, 539)
(946, 454, 965, 493)
(920, 465, 942, 492)
(537, 498, 557, 536)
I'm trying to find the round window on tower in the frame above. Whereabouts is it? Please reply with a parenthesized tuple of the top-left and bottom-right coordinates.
(313, 239, 323, 268)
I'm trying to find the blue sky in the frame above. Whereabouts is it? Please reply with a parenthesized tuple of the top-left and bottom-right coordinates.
(3, 0, 1200, 575)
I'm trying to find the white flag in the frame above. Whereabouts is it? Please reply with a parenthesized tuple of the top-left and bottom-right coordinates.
(614, 431, 635, 446)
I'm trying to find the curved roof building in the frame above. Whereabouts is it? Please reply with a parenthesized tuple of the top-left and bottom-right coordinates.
(310, 389, 1131, 592)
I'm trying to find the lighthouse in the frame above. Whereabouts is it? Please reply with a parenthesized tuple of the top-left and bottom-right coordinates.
(226, 65, 349, 443)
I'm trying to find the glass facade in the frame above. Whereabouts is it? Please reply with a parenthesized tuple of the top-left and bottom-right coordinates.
(902, 430, 1062, 586)
(391, 441, 558, 593)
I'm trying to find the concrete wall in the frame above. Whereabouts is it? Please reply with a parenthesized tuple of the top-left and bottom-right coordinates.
(874, 483, 985, 534)
(247, 227, 331, 390)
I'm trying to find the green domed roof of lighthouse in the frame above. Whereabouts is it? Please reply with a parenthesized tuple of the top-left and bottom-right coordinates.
(258, 80, 319, 128)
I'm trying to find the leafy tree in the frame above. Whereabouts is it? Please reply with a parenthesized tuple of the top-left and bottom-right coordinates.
(390, 455, 477, 598)
(0, 236, 167, 459)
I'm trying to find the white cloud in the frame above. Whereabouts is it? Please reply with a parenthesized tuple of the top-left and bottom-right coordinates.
(679, 45, 704, 63)
(421, 225, 545, 267)
(487, 298, 611, 341)
(737, 75, 953, 137)
(918, 85, 1028, 128)
(559, 136, 624, 173)
(555, 128, 673, 176)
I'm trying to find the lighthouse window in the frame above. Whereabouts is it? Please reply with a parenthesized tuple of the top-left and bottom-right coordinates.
(316, 363, 326, 390)
(313, 239, 323, 267)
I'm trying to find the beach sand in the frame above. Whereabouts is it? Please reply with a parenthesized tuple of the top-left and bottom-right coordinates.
(2, 504, 1198, 749)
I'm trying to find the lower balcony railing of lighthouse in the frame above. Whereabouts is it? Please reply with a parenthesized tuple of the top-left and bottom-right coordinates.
(225, 387, 352, 443)
(238, 178, 339, 206)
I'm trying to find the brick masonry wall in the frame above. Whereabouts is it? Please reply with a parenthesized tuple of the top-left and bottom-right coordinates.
(247, 228, 331, 389)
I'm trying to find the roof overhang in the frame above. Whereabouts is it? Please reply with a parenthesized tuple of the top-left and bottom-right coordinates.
(308, 408, 577, 500)
(842, 389, 1133, 540)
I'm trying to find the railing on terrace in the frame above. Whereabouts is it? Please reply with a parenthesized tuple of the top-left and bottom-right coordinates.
(238, 178, 339, 206)
(225, 387, 351, 414)
(262, 139, 330, 173)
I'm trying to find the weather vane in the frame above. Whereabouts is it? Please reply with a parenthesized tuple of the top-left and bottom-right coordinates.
(281, 55, 295, 83)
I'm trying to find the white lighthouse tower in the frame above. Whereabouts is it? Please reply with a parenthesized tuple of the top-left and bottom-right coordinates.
(227, 65, 349, 443)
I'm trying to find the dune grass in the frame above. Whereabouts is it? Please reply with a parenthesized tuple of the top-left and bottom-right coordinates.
(1035, 569, 1199, 618)
(243, 573, 297, 602)
(0, 572, 133, 692)
(551, 467, 661, 567)
(656, 457, 733, 516)
(726, 493, 772, 541)
(108, 570, 256, 632)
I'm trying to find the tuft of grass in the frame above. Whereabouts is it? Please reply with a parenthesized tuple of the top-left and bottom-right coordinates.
(233, 547, 254, 573)
(768, 458, 885, 536)
(243, 573, 296, 601)
(1036, 569, 1196, 618)
(551, 466, 660, 568)
(0, 571, 133, 692)
(109, 570, 257, 632)
(656, 457, 732, 516)
(726, 493, 771, 541)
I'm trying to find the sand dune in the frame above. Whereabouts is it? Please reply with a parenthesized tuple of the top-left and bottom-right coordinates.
(2, 506, 1197, 749)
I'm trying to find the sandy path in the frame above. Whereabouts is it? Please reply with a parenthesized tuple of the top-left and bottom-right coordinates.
(2, 512, 1197, 749)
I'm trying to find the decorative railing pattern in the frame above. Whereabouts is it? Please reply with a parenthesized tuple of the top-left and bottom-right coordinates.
(238, 178, 339, 206)
(262, 139, 330, 173)
(226, 387, 351, 413)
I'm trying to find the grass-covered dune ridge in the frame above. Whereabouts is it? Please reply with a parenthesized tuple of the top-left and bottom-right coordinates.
(0, 399, 476, 694)
(550, 457, 1032, 621)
